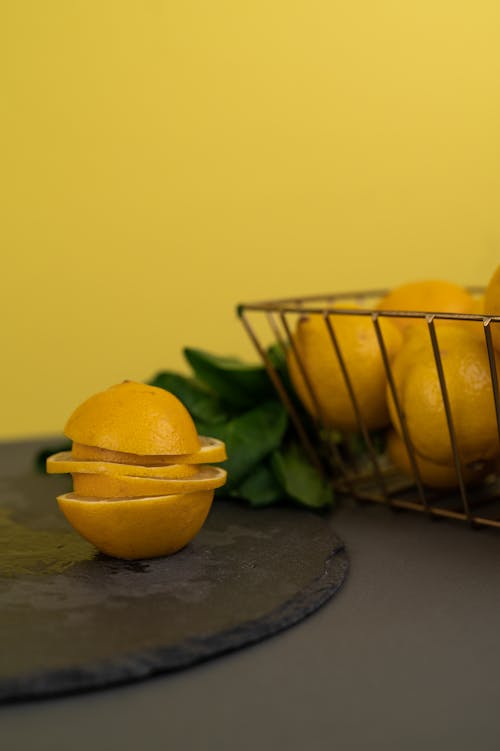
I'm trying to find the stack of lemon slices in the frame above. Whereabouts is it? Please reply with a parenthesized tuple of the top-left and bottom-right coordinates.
(46, 381, 227, 560)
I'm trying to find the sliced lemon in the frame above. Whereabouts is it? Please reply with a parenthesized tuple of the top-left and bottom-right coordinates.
(47, 452, 196, 478)
(71, 465, 227, 497)
(57, 490, 214, 560)
(64, 381, 201, 456)
(47, 453, 227, 482)
(71, 436, 227, 465)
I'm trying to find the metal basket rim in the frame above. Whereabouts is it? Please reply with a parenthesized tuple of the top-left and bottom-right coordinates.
(237, 286, 500, 321)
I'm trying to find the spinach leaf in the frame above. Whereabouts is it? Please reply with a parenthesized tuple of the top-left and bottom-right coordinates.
(266, 342, 288, 379)
(271, 442, 334, 510)
(183, 348, 275, 410)
(229, 460, 283, 507)
(149, 371, 229, 425)
(197, 401, 287, 490)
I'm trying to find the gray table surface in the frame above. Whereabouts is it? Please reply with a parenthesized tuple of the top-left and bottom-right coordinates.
(2, 439, 500, 750)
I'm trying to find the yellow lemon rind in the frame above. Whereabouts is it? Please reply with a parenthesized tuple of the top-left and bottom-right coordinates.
(47, 451, 226, 483)
(71, 465, 227, 497)
(64, 381, 201, 456)
(57, 490, 214, 560)
(47, 449, 226, 479)
(72, 436, 227, 465)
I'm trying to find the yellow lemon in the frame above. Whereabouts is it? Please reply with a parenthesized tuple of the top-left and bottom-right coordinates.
(377, 280, 477, 333)
(57, 491, 214, 560)
(484, 265, 500, 352)
(287, 309, 402, 432)
(71, 466, 227, 497)
(387, 430, 491, 489)
(47, 452, 199, 478)
(64, 381, 200, 455)
(71, 435, 227, 465)
(47, 381, 227, 560)
(388, 326, 500, 466)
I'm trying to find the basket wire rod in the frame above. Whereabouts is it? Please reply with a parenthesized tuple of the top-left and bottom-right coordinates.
(322, 312, 390, 503)
(278, 311, 356, 494)
(355, 491, 500, 528)
(265, 311, 288, 353)
(371, 313, 430, 513)
(266, 309, 359, 493)
(239, 286, 487, 313)
(265, 310, 333, 474)
(278, 312, 325, 423)
(239, 310, 325, 475)
(483, 319, 500, 450)
(426, 316, 472, 523)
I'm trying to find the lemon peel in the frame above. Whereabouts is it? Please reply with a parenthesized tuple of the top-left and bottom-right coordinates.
(377, 280, 477, 333)
(71, 465, 227, 497)
(57, 490, 214, 560)
(64, 381, 200, 456)
(48, 452, 193, 478)
(484, 265, 500, 352)
(387, 430, 490, 489)
(71, 436, 227, 465)
(388, 327, 500, 466)
(288, 310, 402, 432)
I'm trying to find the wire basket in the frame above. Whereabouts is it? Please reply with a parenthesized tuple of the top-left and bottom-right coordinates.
(238, 288, 500, 529)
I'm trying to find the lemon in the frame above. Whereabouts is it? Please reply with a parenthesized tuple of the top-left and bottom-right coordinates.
(484, 265, 500, 352)
(377, 280, 477, 333)
(47, 381, 227, 560)
(387, 430, 490, 489)
(57, 491, 214, 560)
(287, 309, 402, 432)
(71, 466, 227, 497)
(47, 452, 199, 478)
(65, 381, 200, 455)
(388, 326, 500, 466)
(71, 435, 227, 465)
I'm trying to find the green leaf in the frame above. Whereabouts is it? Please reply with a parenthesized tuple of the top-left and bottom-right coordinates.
(183, 348, 275, 410)
(340, 429, 388, 468)
(266, 342, 287, 376)
(197, 401, 288, 490)
(266, 343, 317, 435)
(148, 371, 229, 424)
(271, 442, 334, 510)
(229, 461, 283, 508)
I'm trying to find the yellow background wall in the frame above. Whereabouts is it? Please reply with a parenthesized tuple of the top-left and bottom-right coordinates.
(1, 1, 499, 438)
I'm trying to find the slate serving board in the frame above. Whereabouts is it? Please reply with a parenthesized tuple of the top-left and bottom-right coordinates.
(0, 440, 348, 703)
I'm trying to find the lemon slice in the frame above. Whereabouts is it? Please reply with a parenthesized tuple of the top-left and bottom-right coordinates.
(47, 452, 195, 478)
(64, 381, 201, 456)
(57, 490, 214, 559)
(47, 452, 227, 481)
(71, 436, 227, 465)
(71, 465, 227, 497)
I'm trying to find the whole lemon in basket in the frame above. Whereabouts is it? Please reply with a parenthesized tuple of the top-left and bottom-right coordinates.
(377, 280, 477, 333)
(484, 265, 500, 352)
(287, 308, 402, 432)
(387, 326, 500, 467)
(387, 430, 491, 489)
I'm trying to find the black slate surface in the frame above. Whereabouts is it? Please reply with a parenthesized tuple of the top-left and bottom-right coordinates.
(0, 440, 348, 703)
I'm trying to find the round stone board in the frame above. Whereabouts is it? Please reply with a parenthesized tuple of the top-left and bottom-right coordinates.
(0, 440, 348, 703)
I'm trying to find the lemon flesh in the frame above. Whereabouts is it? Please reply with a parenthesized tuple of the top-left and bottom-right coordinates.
(47, 451, 227, 480)
(71, 465, 227, 497)
(72, 436, 227, 465)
